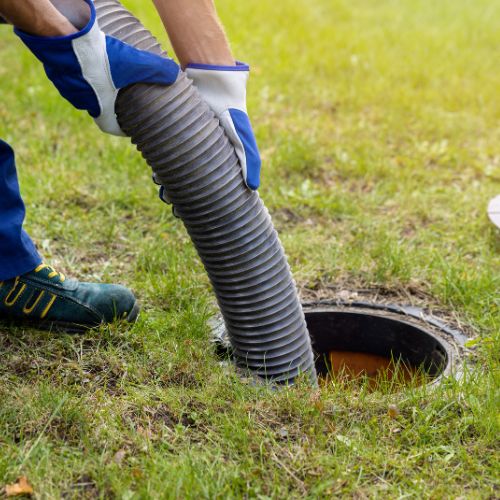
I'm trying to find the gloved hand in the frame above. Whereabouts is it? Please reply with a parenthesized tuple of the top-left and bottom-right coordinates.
(14, 0, 179, 136)
(186, 62, 261, 190)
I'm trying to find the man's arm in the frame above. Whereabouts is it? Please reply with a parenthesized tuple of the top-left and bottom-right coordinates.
(3, 0, 261, 188)
(153, 0, 261, 190)
(1, 0, 232, 67)
(10, 0, 179, 136)
(0, 0, 77, 36)
(152, 0, 233, 68)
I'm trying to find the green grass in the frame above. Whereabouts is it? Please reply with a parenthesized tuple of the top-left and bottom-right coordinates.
(1, 0, 499, 497)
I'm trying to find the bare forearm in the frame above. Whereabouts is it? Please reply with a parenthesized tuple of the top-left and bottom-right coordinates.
(3, 0, 233, 65)
(0, 0, 77, 35)
(152, 0, 234, 68)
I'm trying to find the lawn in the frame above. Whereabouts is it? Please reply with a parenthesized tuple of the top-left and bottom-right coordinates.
(0, 0, 499, 497)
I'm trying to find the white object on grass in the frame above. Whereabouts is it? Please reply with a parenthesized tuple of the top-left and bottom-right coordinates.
(487, 195, 500, 229)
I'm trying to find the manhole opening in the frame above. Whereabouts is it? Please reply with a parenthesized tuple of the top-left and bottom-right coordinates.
(305, 308, 452, 388)
(210, 301, 464, 388)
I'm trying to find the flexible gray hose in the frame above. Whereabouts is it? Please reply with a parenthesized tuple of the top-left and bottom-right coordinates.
(92, 0, 317, 385)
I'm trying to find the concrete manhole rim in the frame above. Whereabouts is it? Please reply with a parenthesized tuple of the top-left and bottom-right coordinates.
(301, 300, 467, 387)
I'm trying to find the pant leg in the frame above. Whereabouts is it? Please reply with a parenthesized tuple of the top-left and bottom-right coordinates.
(0, 139, 42, 280)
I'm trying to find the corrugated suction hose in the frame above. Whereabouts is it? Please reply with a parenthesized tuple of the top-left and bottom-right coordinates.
(93, 0, 317, 385)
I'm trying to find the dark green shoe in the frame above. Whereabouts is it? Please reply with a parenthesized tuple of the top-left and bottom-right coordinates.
(0, 263, 139, 332)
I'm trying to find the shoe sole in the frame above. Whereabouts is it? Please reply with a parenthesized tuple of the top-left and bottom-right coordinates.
(0, 300, 140, 334)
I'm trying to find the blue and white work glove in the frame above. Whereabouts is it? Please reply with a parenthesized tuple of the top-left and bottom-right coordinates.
(14, 0, 179, 136)
(186, 62, 261, 190)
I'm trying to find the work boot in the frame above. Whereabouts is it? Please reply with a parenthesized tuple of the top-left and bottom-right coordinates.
(0, 263, 139, 332)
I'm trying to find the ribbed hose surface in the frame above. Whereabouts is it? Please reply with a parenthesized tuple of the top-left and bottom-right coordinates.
(94, 0, 317, 385)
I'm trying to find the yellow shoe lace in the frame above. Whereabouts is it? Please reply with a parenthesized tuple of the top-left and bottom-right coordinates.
(34, 263, 66, 282)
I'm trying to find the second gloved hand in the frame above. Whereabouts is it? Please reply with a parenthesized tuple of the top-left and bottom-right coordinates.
(14, 0, 179, 136)
(186, 62, 261, 190)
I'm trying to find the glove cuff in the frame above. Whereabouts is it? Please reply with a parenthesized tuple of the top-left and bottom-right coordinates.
(185, 61, 249, 72)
